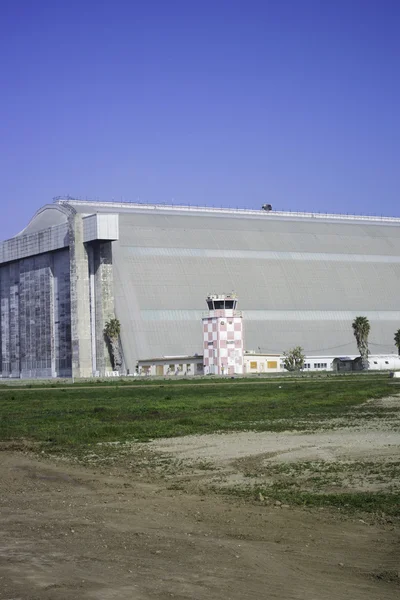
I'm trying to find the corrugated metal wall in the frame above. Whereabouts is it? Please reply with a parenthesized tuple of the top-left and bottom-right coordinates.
(0, 249, 72, 378)
(98, 210, 400, 371)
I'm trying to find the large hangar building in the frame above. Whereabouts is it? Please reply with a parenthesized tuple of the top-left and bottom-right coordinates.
(1, 198, 400, 378)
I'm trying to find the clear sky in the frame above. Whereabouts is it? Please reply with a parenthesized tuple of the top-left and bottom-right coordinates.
(1, 0, 399, 239)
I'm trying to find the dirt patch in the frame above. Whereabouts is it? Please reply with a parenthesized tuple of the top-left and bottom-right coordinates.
(143, 397, 400, 498)
(0, 451, 399, 600)
(146, 427, 400, 495)
(148, 429, 400, 464)
(0, 439, 41, 452)
(370, 396, 400, 408)
(0, 396, 399, 599)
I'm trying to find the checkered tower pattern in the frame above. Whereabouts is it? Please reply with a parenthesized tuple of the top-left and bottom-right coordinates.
(202, 309, 244, 375)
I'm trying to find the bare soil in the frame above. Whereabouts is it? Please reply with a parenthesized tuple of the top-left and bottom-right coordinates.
(0, 397, 399, 599)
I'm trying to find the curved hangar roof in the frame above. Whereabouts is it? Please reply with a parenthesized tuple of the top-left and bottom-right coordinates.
(13, 200, 400, 366)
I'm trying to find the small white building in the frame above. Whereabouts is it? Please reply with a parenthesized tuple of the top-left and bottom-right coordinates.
(137, 355, 204, 377)
(243, 353, 400, 374)
(303, 356, 340, 371)
(357, 354, 400, 371)
(244, 353, 282, 373)
(332, 354, 400, 372)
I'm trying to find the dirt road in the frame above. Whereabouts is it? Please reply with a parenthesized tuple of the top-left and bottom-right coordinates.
(0, 449, 399, 600)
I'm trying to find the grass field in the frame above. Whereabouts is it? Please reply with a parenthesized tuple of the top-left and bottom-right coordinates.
(0, 374, 395, 451)
(1, 374, 399, 516)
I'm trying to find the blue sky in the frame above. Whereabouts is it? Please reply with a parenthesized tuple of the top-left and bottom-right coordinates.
(1, 0, 399, 239)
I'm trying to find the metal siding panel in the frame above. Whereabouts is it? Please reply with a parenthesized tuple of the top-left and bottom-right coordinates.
(111, 208, 400, 370)
(4, 202, 400, 375)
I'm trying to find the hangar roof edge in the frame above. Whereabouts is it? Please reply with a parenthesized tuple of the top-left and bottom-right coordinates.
(54, 198, 400, 225)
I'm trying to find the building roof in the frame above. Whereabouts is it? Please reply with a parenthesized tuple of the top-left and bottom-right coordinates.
(244, 353, 281, 357)
(138, 355, 203, 363)
(54, 198, 400, 225)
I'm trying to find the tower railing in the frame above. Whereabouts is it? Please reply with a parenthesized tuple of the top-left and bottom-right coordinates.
(202, 310, 242, 318)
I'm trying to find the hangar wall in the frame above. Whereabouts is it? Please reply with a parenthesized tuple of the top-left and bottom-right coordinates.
(0, 207, 117, 379)
(1, 199, 400, 378)
(0, 249, 72, 378)
(105, 206, 400, 371)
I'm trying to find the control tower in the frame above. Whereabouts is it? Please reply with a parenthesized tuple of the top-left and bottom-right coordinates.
(202, 293, 244, 376)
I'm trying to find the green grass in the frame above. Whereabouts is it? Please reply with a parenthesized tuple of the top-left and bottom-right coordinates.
(0, 370, 395, 388)
(0, 376, 394, 452)
(233, 458, 400, 514)
(1, 376, 398, 516)
(222, 485, 400, 516)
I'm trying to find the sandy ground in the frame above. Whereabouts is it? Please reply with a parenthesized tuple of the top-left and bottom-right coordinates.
(0, 452, 399, 600)
(0, 397, 399, 599)
(149, 428, 400, 464)
(144, 396, 400, 493)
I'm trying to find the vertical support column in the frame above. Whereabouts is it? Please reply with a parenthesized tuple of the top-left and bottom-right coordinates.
(68, 214, 93, 378)
(87, 244, 97, 375)
(52, 249, 72, 377)
(94, 242, 114, 375)
(40, 254, 53, 378)
(9, 262, 20, 377)
(49, 254, 57, 378)
(0, 266, 10, 377)
(19, 258, 29, 377)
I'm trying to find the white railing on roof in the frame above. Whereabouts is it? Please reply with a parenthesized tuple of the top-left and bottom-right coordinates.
(53, 198, 400, 224)
(202, 311, 242, 318)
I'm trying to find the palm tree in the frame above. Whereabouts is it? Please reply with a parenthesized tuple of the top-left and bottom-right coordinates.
(104, 318, 122, 371)
(352, 316, 370, 370)
(394, 329, 400, 356)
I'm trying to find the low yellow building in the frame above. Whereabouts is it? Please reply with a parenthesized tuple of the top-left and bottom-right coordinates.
(243, 353, 282, 374)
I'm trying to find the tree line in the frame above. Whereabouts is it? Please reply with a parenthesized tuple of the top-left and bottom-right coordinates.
(284, 318, 400, 372)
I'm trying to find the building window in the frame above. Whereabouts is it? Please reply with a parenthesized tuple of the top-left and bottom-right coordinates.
(374, 361, 378, 365)
(267, 361, 278, 369)
(250, 361, 257, 369)
(169, 364, 174, 370)
(385, 361, 389, 364)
